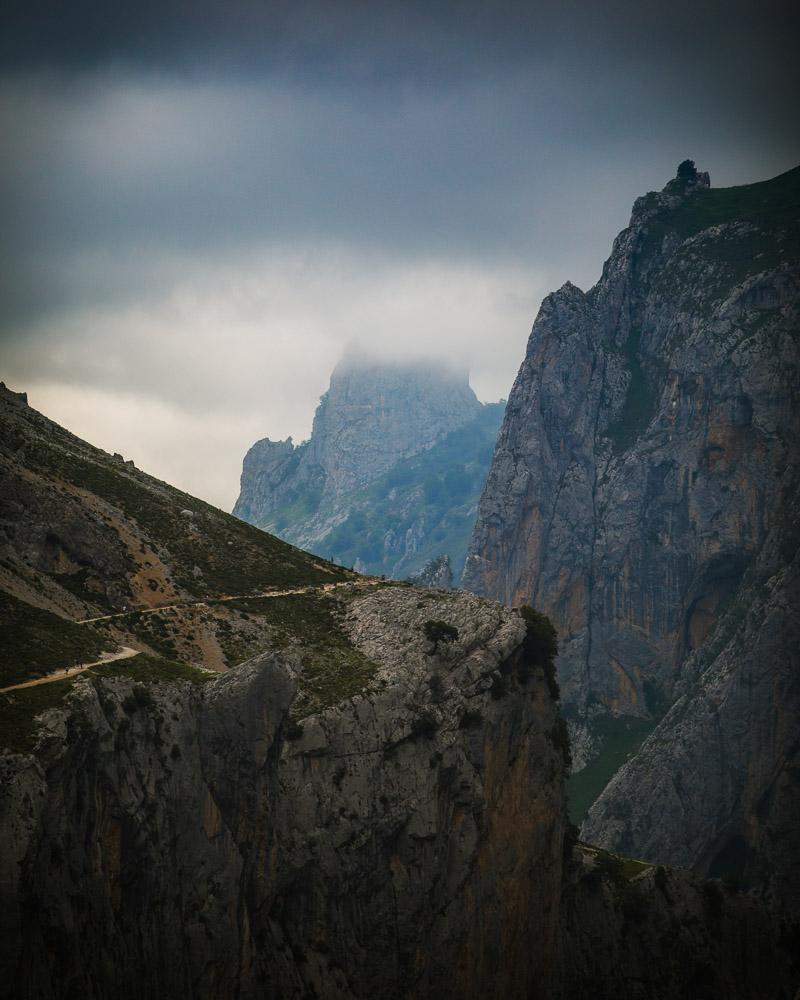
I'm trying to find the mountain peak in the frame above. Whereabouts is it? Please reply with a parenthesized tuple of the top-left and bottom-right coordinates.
(663, 158, 711, 194)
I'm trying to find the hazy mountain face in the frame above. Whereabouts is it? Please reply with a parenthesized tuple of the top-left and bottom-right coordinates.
(234, 355, 504, 579)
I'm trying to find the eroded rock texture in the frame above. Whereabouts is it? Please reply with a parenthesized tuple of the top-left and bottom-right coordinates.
(583, 489, 800, 911)
(463, 163, 800, 905)
(560, 845, 799, 1000)
(0, 587, 566, 1000)
(464, 163, 799, 718)
(233, 353, 482, 551)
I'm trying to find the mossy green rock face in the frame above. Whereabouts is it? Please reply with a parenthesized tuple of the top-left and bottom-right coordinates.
(462, 163, 800, 909)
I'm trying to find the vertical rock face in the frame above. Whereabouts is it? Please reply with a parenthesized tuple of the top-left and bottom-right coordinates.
(408, 553, 454, 589)
(233, 354, 482, 544)
(560, 846, 799, 999)
(583, 492, 800, 910)
(463, 163, 799, 719)
(462, 162, 800, 902)
(0, 588, 567, 1000)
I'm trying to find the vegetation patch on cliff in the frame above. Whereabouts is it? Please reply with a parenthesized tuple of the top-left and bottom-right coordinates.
(0, 677, 76, 754)
(568, 714, 657, 824)
(89, 653, 214, 686)
(605, 325, 658, 455)
(224, 592, 378, 720)
(0, 654, 212, 754)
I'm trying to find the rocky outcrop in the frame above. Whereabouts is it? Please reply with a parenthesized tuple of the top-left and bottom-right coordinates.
(234, 353, 482, 547)
(464, 162, 799, 717)
(407, 554, 453, 589)
(3, 584, 797, 999)
(0, 586, 567, 1000)
(462, 162, 800, 902)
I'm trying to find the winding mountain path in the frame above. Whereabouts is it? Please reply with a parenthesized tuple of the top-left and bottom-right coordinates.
(0, 646, 139, 694)
(2, 579, 384, 696)
(76, 579, 377, 624)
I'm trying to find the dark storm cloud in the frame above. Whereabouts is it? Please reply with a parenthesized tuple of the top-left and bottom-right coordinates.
(2, 0, 798, 89)
(0, 0, 797, 507)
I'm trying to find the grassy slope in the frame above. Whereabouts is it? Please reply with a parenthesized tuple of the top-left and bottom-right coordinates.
(0, 591, 108, 687)
(641, 165, 800, 289)
(0, 396, 350, 601)
(225, 591, 378, 721)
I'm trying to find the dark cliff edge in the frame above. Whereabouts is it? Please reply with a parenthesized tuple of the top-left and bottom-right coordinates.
(1, 588, 569, 1000)
(462, 162, 800, 903)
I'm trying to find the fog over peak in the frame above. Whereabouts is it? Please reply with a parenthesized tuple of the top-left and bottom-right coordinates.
(1, 0, 797, 509)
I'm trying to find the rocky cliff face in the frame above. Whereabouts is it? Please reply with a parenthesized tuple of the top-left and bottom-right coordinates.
(2, 391, 798, 999)
(560, 844, 799, 999)
(3, 585, 796, 999)
(233, 356, 502, 579)
(462, 163, 800, 901)
(234, 354, 481, 538)
(1, 586, 567, 1000)
(408, 554, 454, 589)
(583, 486, 800, 911)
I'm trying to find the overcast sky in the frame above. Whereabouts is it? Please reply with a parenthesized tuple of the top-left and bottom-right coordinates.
(2, 0, 798, 509)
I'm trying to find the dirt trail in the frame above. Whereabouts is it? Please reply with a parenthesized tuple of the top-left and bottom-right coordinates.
(5, 579, 383, 694)
(0, 646, 140, 694)
(76, 578, 377, 625)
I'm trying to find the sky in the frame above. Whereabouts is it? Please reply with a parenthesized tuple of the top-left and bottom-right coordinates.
(1, 0, 798, 510)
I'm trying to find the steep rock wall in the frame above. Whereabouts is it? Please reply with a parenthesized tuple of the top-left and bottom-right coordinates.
(233, 355, 482, 549)
(463, 165, 800, 732)
(583, 489, 800, 911)
(1, 587, 566, 1000)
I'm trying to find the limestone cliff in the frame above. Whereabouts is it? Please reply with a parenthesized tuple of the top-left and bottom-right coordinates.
(2, 392, 798, 998)
(560, 844, 799, 999)
(234, 354, 481, 529)
(407, 553, 454, 589)
(1, 587, 567, 1000)
(583, 486, 800, 911)
(233, 355, 500, 578)
(2, 585, 796, 999)
(462, 162, 800, 902)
